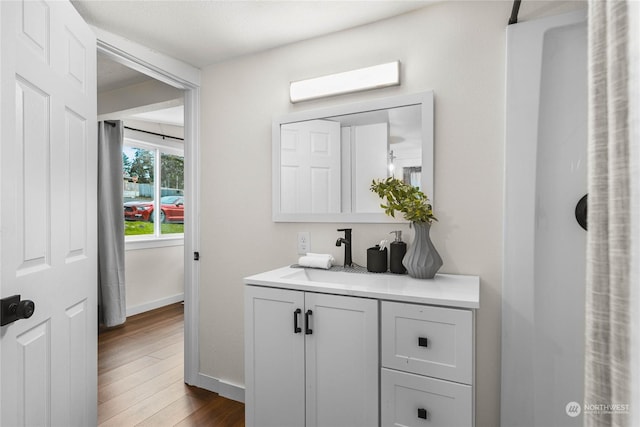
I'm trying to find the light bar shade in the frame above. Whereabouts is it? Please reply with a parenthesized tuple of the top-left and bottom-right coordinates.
(289, 61, 400, 103)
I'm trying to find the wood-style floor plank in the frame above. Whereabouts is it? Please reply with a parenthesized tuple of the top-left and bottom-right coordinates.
(98, 303, 245, 426)
(99, 329, 184, 374)
(99, 356, 164, 390)
(148, 341, 184, 359)
(136, 394, 210, 427)
(102, 379, 192, 427)
(99, 352, 183, 402)
(99, 365, 185, 424)
(174, 396, 245, 427)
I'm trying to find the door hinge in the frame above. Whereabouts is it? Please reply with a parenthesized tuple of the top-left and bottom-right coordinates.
(194, 251, 200, 261)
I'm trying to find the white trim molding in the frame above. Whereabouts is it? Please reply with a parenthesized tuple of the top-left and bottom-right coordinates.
(197, 373, 245, 403)
(93, 27, 200, 88)
(126, 293, 184, 317)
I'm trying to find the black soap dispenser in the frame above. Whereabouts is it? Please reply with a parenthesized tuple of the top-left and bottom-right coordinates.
(389, 230, 407, 274)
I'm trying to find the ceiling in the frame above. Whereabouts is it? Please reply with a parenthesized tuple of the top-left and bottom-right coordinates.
(97, 51, 184, 125)
(72, 0, 434, 69)
(83, 1, 435, 127)
(97, 52, 151, 92)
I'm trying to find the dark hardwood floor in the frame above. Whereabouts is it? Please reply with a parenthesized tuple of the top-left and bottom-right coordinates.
(98, 303, 245, 426)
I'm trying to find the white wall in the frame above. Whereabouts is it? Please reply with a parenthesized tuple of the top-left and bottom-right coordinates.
(125, 245, 184, 316)
(198, 2, 586, 426)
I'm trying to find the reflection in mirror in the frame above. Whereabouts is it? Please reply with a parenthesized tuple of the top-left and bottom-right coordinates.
(273, 91, 433, 223)
(280, 119, 342, 214)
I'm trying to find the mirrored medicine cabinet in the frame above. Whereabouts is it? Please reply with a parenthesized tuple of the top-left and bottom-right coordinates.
(272, 91, 434, 223)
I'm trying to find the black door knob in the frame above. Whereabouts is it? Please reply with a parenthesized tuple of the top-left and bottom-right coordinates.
(1, 295, 35, 326)
(16, 300, 35, 319)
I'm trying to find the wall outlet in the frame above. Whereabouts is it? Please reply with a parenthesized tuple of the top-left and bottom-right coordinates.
(297, 232, 310, 254)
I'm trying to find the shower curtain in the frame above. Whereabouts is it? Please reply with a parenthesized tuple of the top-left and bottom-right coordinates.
(98, 121, 126, 327)
(585, 1, 638, 425)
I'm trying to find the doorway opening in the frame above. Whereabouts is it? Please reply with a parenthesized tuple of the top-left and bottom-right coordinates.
(98, 52, 186, 311)
(96, 41, 200, 393)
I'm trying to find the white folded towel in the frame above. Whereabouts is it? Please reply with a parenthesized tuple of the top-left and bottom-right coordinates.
(306, 253, 334, 261)
(298, 253, 334, 269)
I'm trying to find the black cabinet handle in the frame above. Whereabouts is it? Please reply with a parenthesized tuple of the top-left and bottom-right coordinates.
(417, 408, 429, 420)
(293, 309, 302, 333)
(305, 309, 313, 335)
(418, 337, 429, 347)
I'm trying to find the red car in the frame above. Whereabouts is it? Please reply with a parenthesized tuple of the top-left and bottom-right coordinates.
(124, 196, 184, 223)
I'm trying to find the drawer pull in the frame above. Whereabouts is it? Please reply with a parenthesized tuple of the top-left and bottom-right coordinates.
(294, 309, 302, 333)
(305, 309, 313, 335)
(418, 337, 429, 347)
(417, 407, 429, 420)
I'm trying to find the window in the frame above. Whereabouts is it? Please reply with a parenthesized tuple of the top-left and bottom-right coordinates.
(123, 129, 184, 245)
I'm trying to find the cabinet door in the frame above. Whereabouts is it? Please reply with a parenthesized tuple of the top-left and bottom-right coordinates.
(245, 286, 305, 427)
(305, 293, 378, 427)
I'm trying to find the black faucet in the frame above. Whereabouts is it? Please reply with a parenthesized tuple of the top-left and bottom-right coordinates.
(335, 228, 352, 267)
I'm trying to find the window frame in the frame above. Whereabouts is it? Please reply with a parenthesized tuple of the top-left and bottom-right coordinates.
(123, 128, 185, 251)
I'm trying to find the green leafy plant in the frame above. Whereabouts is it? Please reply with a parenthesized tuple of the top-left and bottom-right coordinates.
(370, 177, 437, 224)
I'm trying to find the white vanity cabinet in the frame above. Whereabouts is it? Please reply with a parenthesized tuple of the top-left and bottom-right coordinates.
(244, 266, 479, 427)
(244, 285, 379, 427)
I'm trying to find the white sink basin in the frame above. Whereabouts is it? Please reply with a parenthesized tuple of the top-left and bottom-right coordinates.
(281, 267, 381, 286)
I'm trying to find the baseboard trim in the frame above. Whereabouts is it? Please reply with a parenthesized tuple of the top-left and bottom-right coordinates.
(126, 293, 184, 317)
(197, 373, 245, 403)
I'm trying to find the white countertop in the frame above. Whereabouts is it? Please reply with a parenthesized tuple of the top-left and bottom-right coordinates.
(244, 265, 479, 309)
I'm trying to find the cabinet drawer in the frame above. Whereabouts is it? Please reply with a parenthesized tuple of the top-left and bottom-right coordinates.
(381, 368, 472, 427)
(381, 301, 473, 384)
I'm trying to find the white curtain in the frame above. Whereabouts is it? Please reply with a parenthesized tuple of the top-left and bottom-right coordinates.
(98, 121, 126, 327)
(585, 1, 638, 426)
(630, 3, 640, 425)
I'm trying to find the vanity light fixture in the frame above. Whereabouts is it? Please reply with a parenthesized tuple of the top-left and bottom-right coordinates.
(289, 61, 401, 103)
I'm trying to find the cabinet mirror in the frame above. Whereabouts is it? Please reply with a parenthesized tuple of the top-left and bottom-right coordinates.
(272, 91, 433, 223)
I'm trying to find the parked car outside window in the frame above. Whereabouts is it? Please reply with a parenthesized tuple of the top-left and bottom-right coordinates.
(124, 196, 184, 223)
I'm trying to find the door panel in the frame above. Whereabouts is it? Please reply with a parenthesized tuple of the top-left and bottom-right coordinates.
(65, 30, 88, 90)
(66, 299, 89, 426)
(1, 1, 97, 426)
(65, 109, 88, 260)
(15, 77, 52, 273)
(245, 286, 305, 427)
(16, 320, 51, 427)
(20, 0, 50, 62)
(305, 293, 378, 427)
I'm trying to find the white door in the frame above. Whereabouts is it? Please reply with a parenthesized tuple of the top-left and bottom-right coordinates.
(244, 286, 305, 427)
(305, 293, 379, 427)
(280, 119, 341, 213)
(0, 1, 97, 426)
